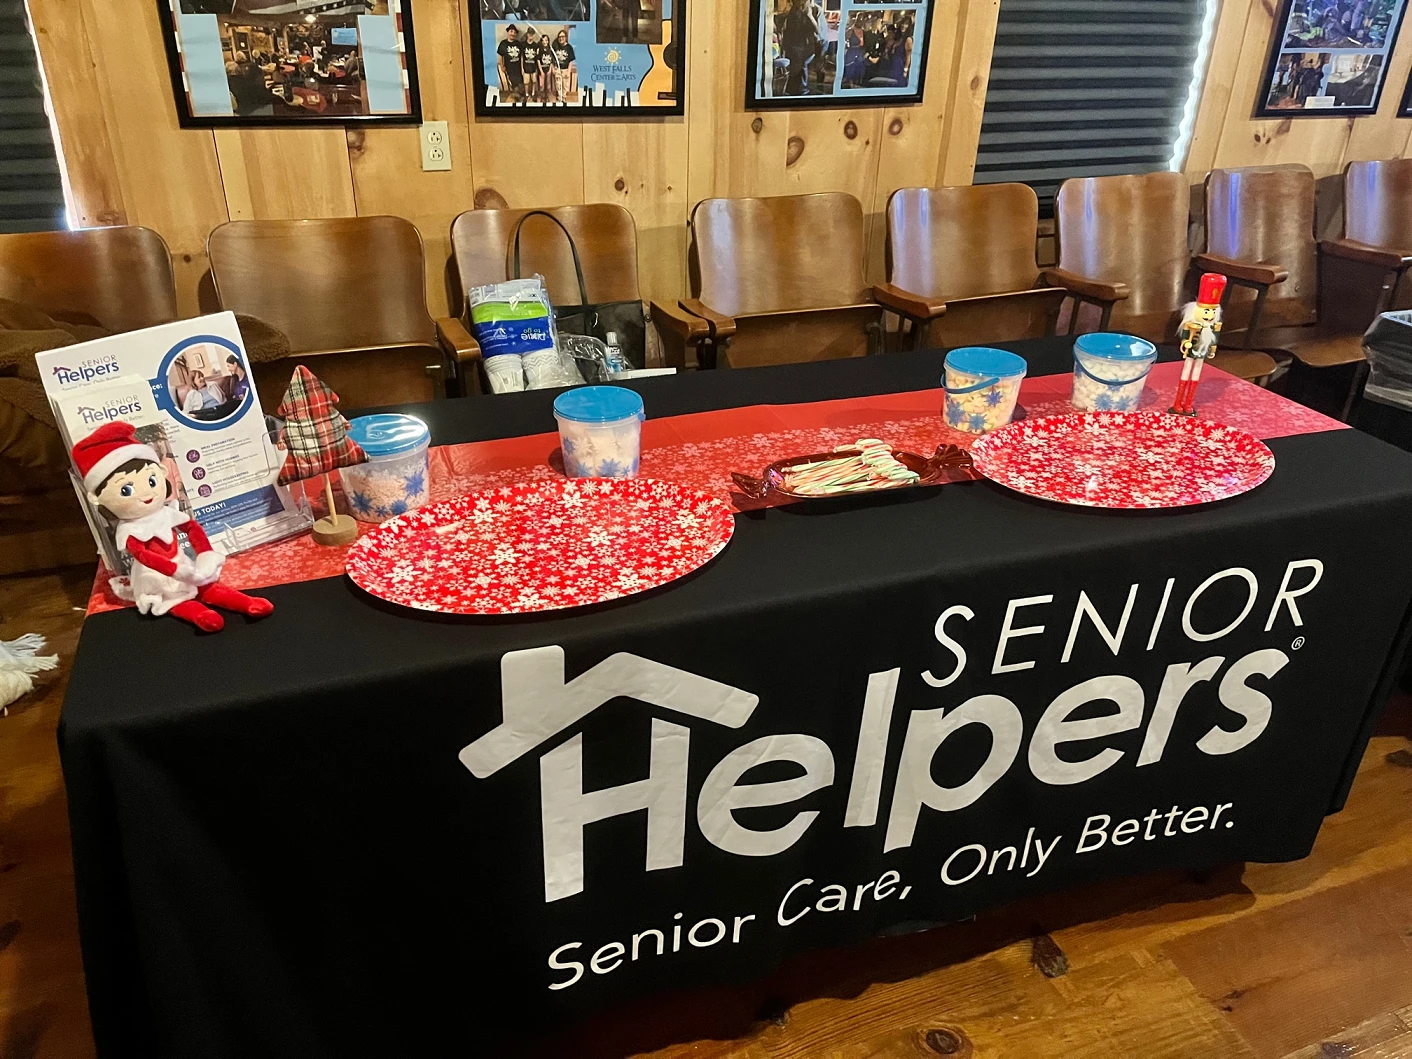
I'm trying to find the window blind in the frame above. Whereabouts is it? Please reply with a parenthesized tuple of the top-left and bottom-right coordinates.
(0, 0, 64, 233)
(973, 0, 1208, 216)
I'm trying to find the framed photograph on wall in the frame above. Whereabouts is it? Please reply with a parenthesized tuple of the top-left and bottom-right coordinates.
(157, 0, 422, 127)
(1255, 0, 1408, 117)
(747, 0, 935, 110)
(468, 0, 685, 117)
(1400, 62, 1412, 114)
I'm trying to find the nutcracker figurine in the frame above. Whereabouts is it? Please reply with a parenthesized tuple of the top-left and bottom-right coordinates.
(1171, 272, 1228, 416)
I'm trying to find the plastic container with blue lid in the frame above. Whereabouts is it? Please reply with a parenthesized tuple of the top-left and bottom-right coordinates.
(943, 346, 1027, 434)
(341, 414, 432, 523)
(1072, 333, 1158, 412)
(552, 385, 645, 423)
(348, 414, 432, 456)
(553, 385, 646, 478)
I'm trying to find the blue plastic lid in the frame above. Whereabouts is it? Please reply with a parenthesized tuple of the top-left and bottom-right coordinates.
(1074, 332, 1158, 361)
(553, 385, 645, 424)
(347, 414, 430, 457)
(944, 346, 1027, 379)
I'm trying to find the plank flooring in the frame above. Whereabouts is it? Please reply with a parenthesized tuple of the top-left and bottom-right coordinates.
(2, 568, 1410, 1059)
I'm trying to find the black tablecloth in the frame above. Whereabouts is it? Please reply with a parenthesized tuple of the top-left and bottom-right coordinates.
(61, 339, 1412, 1058)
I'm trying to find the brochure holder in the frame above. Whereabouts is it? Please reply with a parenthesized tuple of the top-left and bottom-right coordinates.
(37, 313, 314, 566)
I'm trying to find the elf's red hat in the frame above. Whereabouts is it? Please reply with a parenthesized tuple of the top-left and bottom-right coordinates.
(73, 421, 161, 493)
(1197, 272, 1228, 306)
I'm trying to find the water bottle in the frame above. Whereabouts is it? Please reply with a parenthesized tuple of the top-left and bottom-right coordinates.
(605, 331, 627, 374)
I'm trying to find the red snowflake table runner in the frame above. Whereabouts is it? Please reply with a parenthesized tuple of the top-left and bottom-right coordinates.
(86, 362, 1345, 614)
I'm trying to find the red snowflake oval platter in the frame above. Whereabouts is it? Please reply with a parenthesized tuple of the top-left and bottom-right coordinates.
(345, 478, 736, 615)
(970, 412, 1275, 509)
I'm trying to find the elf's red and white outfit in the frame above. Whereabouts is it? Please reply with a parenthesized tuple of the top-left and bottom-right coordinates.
(74, 423, 273, 633)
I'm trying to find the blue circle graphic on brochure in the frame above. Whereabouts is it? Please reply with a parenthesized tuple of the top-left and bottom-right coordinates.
(154, 335, 254, 431)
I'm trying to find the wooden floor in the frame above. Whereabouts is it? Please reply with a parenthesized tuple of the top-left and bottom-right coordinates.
(3, 569, 1412, 1059)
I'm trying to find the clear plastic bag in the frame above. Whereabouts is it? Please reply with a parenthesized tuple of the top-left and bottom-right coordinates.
(466, 276, 583, 393)
(1364, 310, 1412, 411)
(559, 334, 615, 384)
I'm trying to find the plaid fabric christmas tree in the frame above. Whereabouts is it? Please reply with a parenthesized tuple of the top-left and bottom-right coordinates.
(276, 366, 367, 485)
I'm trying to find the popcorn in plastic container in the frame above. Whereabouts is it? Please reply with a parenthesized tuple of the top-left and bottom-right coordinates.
(553, 385, 645, 479)
(1072, 333, 1158, 412)
(943, 346, 1027, 434)
(341, 414, 431, 523)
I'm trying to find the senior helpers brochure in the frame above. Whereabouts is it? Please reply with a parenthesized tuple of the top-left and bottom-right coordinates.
(38, 312, 310, 572)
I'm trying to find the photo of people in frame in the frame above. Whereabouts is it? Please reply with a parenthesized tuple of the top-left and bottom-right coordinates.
(166, 0, 419, 124)
(1257, 0, 1405, 115)
(749, 0, 931, 109)
(494, 23, 581, 103)
(215, 17, 372, 118)
(596, 0, 663, 44)
(1282, 0, 1399, 49)
(763, 0, 834, 97)
(166, 345, 251, 424)
(472, 0, 682, 114)
(1264, 50, 1384, 108)
(840, 7, 915, 90)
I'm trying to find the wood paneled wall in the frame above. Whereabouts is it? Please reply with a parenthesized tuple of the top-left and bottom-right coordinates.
(24, 0, 1412, 322)
(25, 0, 1002, 317)
(1185, 0, 1412, 182)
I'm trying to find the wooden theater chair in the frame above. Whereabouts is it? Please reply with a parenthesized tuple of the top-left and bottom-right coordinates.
(207, 217, 474, 410)
(0, 226, 179, 572)
(447, 202, 709, 383)
(880, 183, 1089, 349)
(1241, 159, 1412, 417)
(1053, 171, 1280, 382)
(681, 193, 882, 369)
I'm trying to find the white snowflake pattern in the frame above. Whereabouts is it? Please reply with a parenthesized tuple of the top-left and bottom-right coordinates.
(971, 412, 1273, 510)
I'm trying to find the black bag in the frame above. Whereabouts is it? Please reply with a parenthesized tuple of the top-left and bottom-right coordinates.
(510, 210, 647, 370)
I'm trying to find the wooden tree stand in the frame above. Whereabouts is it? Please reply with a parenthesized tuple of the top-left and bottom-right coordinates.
(312, 473, 358, 547)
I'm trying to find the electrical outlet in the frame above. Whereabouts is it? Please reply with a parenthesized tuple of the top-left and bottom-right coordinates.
(419, 121, 451, 172)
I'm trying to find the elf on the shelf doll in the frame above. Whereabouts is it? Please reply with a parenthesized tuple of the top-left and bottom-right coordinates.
(74, 422, 273, 633)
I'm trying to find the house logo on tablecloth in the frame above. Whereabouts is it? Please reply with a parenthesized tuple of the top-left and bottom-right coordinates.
(458, 646, 759, 778)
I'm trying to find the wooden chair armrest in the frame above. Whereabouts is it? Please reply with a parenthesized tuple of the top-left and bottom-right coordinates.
(679, 298, 738, 339)
(435, 316, 481, 364)
(1320, 238, 1412, 270)
(276, 340, 440, 359)
(872, 282, 947, 320)
(1193, 253, 1289, 288)
(944, 287, 1070, 308)
(730, 302, 881, 322)
(1041, 267, 1131, 303)
(650, 300, 711, 343)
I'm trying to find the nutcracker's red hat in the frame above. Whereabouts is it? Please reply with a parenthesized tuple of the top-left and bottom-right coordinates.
(73, 421, 161, 493)
(1197, 272, 1228, 306)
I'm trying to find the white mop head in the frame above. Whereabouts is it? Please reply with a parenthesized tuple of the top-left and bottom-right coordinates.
(0, 634, 58, 713)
